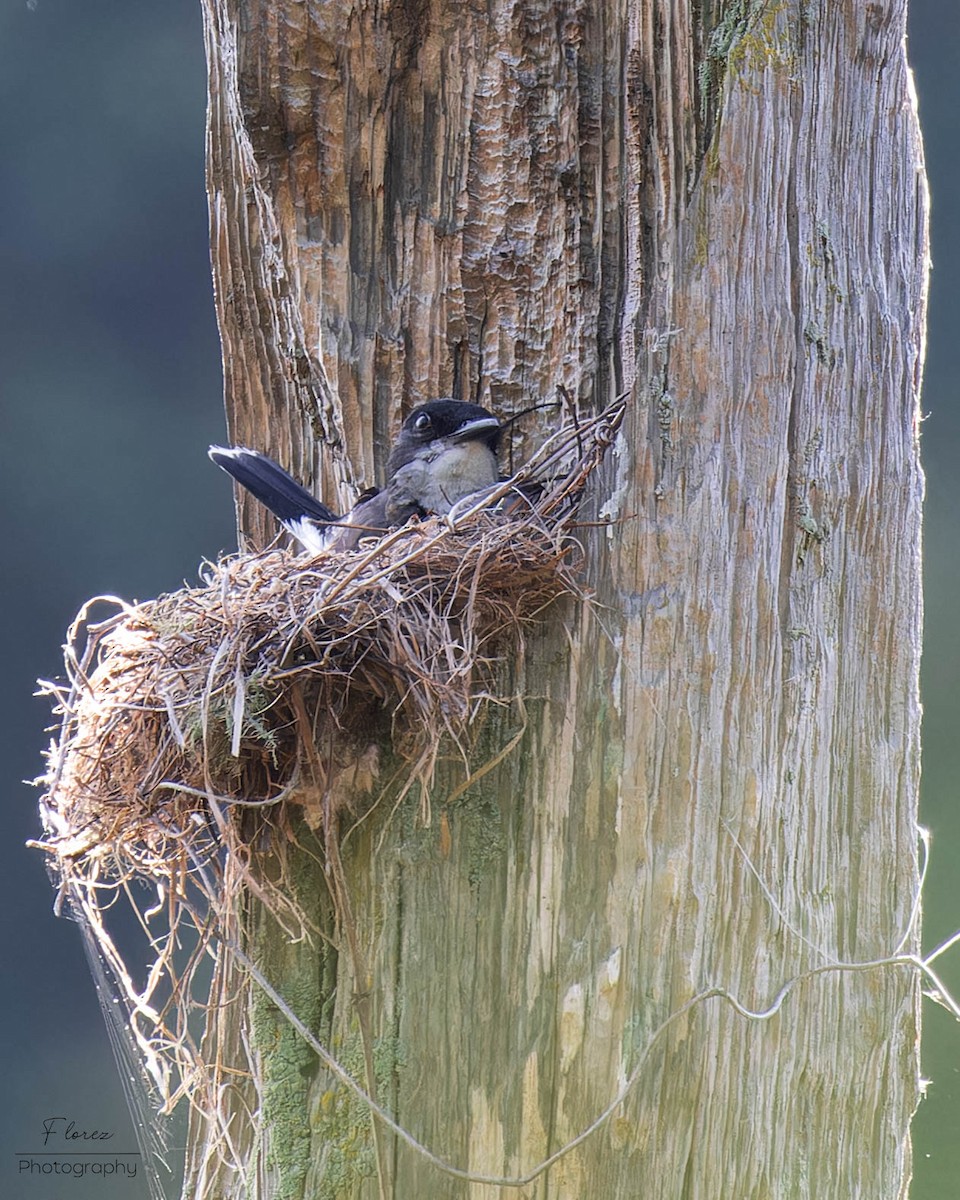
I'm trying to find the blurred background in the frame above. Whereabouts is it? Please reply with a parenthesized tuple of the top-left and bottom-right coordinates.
(0, 3, 955, 1197)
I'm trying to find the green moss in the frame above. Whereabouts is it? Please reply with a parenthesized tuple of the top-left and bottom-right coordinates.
(802, 321, 836, 369)
(807, 220, 845, 304)
(309, 1032, 406, 1200)
(656, 388, 675, 450)
(251, 972, 323, 1200)
(698, 2, 794, 132)
(248, 829, 333, 1200)
(698, 1, 765, 122)
(464, 792, 506, 887)
(795, 495, 827, 566)
(726, 3, 795, 87)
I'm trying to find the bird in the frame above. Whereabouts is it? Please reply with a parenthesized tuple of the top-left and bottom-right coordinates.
(209, 399, 502, 553)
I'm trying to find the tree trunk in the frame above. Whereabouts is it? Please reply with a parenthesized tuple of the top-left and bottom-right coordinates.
(186, 1, 927, 1197)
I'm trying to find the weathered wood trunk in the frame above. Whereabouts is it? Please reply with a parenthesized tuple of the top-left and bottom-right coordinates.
(186, 1, 927, 1196)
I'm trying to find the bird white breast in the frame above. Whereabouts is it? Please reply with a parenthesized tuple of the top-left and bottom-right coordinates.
(390, 441, 498, 515)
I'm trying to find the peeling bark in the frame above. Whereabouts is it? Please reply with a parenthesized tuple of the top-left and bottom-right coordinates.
(187, 1, 927, 1197)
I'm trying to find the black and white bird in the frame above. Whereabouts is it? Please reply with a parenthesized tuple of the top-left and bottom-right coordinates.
(209, 399, 502, 553)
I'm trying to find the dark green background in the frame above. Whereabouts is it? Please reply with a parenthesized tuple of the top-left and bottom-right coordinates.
(1, 3, 955, 1197)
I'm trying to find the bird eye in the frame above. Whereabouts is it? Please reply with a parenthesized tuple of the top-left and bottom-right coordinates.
(413, 413, 433, 433)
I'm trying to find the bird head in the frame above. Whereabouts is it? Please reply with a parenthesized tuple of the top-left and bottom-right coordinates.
(386, 399, 501, 475)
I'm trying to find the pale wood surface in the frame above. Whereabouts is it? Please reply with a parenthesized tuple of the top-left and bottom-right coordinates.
(187, 2, 927, 1196)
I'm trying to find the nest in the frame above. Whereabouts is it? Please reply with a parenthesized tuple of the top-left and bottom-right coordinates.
(42, 517, 569, 859)
(31, 401, 624, 1153)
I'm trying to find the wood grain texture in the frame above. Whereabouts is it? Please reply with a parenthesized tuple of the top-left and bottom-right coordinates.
(189, 1, 927, 1196)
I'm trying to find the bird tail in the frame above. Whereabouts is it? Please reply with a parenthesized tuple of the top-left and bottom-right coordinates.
(208, 447, 340, 526)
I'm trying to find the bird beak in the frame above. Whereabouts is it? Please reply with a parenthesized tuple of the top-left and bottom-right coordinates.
(449, 417, 501, 443)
